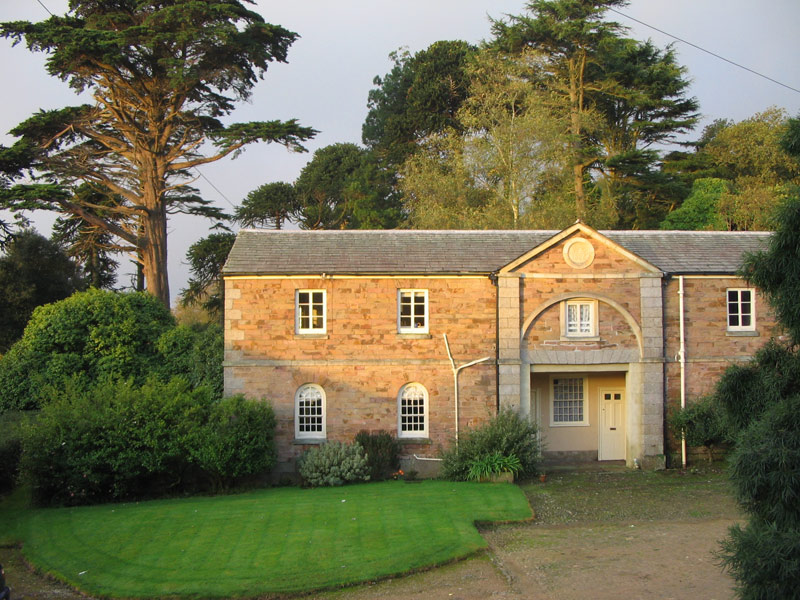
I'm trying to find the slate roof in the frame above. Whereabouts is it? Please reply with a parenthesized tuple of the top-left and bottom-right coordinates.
(223, 229, 771, 276)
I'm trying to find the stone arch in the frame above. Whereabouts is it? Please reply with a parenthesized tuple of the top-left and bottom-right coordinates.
(520, 291, 643, 358)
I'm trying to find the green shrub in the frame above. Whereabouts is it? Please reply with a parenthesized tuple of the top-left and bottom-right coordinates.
(0, 289, 175, 412)
(19, 377, 279, 506)
(466, 451, 522, 481)
(0, 411, 36, 493)
(719, 393, 800, 598)
(298, 442, 370, 487)
(20, 377, 212, 506)
(191, 395, 277, 492)
(156, 323, 224, 398)
(354, 430, 400, 481)
(668, 396, 731, 462)
(440, 409, 541, 481)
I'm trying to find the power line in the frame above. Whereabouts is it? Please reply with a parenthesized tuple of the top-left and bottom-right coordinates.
(608, 8, 800, 96)
(36, 0, 54, 16)
(194, 168, 237, 209)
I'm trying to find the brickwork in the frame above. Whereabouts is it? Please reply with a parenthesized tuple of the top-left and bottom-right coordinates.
(225, 276, 497, 467)
(524, 301, 638, 352)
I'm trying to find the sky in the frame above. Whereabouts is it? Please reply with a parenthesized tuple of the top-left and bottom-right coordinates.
(2, 0, 800, 305)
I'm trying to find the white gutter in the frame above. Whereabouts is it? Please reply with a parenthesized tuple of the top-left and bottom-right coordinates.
(678, 276, 687, 469)
(443, 333, 492, 446)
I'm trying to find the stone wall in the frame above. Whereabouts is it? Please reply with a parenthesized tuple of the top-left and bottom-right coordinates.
(225, 276, 497, 469)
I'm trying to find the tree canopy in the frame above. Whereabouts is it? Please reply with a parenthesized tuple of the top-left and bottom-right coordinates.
(295, 143, 401, 230)
(234, 182, 299, 230)
(0, 0, 316, 306)
(490, 0, 700, 227)
(180, 232, 236, 323)
(363, 40, 475, 167)
(0, 230, 85, 353)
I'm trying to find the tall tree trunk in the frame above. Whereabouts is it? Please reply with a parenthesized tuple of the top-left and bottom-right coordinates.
(141, 205, 170, 307)
(568, 57, 587, 220)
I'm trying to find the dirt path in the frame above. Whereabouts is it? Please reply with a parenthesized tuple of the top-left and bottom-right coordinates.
(318, 518, 738, 600)
(1, 518, 739, 600)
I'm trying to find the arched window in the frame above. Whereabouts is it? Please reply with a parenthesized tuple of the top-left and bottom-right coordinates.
(398, 383, 428, 438)
(295, 384, 326, 439)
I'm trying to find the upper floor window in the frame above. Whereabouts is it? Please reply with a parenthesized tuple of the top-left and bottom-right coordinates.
(296, 290, 326, 334)
(398, 383, 428, 438)
(564, 299, 597, 338)
(295, 384, 326, 439)
(398, 289, 428, 333)
(727, 288, 755, 332)
(551, 377, 588, 426)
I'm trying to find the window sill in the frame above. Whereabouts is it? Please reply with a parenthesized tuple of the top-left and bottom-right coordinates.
(549, 422, 590, 428)
(726, 330, 758, 337)
(398, 437, 431, 445)
(294, 333, 329, 340)
(397, 333, 432, 339)
(293, 437, 326, 445)
(560, 335, 600, 342)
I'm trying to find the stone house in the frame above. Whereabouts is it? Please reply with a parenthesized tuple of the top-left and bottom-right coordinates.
(223, 222, 774, 471)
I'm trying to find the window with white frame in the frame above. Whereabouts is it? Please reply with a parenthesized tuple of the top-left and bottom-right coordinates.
(551, 377, 588, 426)
(398, 383, 428, 438)
(296, 289, 326, 334)
(295, 384, 326, 439)
(398, 289, 428, 333)
(564, 299, 596, 337)
(727, 288, 755, 331)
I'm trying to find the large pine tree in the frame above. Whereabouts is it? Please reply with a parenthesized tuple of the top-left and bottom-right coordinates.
(0, 0, 315, 306)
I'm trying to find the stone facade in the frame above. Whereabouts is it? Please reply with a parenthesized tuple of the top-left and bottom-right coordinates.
(225, 276, 496, 470)
(223, 224, 775, 470)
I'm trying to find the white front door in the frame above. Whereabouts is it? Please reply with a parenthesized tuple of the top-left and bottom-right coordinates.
(599, 389, 625, 461)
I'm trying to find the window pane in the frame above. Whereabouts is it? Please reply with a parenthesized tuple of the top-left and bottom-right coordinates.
(297, 290, 325, 332)
(553, 378, 584, 423)
(297, 387, 323, 434)
(579, 304, 591, 333)
(400, 385, 426, 433)
(399, 291, 427, 331)
(567, 304, 578, 333)
(727, 289, 754, 330)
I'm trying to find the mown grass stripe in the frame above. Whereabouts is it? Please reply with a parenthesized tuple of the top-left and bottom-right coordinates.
(3, 480, 530, 597)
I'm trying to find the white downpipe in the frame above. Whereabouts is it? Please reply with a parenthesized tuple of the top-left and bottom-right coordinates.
(678, 276, 687, 469)
(443, 333, 492, 446)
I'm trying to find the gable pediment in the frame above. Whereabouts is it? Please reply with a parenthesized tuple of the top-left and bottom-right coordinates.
(498, 223, 661, 276)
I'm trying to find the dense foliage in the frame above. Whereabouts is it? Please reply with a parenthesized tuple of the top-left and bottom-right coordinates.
(440, 409, 541, 481)
(354, 430, 400, 481)
(20, 377, 276, 506)
(714, 188, 800, 598)
(298, 441, 370, 487)
(0, 230, 84, 353)
(156, 323, 225, 400)
(667, 396, 730, 462)
(189, 394, 277, 493)
(0, 289, 174, 411)
(0, 410, 36, 493)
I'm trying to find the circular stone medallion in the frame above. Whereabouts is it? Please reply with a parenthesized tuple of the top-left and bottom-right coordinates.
(563, 237, 595, 269)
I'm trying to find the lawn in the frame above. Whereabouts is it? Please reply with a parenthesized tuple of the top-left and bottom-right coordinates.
(519, 466, 738, 526)
(1, 480, 531, 598)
